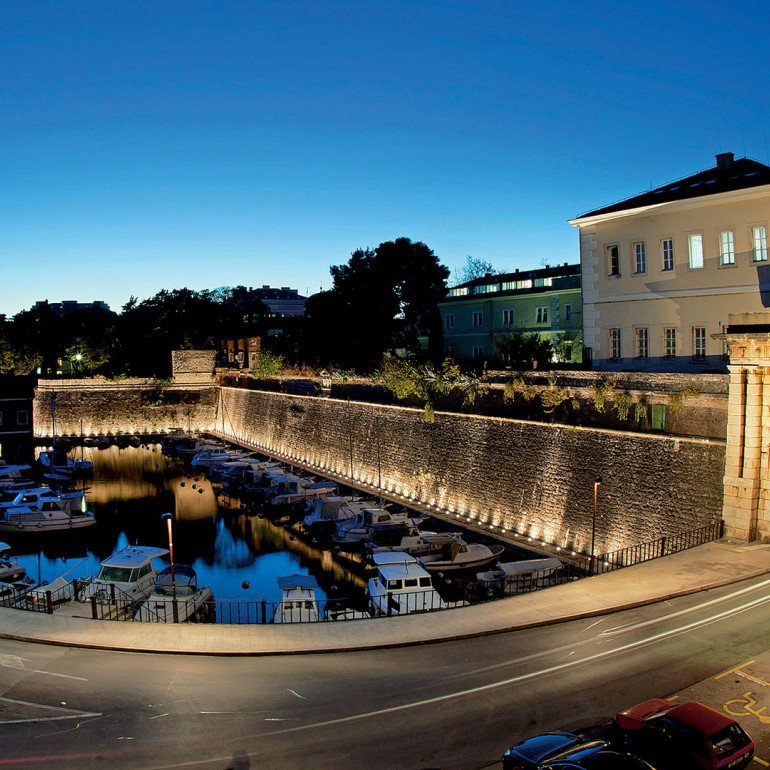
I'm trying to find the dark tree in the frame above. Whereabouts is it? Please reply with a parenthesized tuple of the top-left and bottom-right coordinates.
(320, 238, 449, 370)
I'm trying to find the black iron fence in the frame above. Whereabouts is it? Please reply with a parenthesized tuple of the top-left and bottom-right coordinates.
(591, 520, 724, 575)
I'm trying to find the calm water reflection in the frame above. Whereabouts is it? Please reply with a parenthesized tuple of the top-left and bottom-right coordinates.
(15, 445, 367, 605)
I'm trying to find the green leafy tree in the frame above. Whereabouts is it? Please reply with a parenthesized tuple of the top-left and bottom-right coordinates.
(494, 330, 552, 369)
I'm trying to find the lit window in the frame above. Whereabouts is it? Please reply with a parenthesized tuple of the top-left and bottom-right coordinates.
(472, 311, 483, 327)
(720, 231, 735, 265)
(536, 306, 548, 324)
(662, 239, 674, 271)
(444, 314, 455, 329)
(503, 309, 514, 325)
(609, 328, 621, 359)
(688, 234, 704, 269)
(636, 328, 648, 358)
(664, 328, 677, 358)
(753, 226, 768, 261)
(693, 327, 707, 359)
(564, 304, 572, 323)
(607, 245, 620, 276)
(633, 242, 646, 274)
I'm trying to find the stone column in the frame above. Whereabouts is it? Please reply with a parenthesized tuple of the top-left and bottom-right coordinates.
(722, 365, 760, 540)
(758, 368, 770, 540)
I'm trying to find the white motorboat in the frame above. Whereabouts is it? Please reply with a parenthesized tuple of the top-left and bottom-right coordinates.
(0, 542, 29, 582)
(0, 487, 85, 516)
(418, 537, 505, 573)
(273, 574, 321, 623)
(366, 527, 457, 556)
(368, 552, 447, 615)
(134, 565, 213, 622)
(190, 449, 253, 471)
(476, 557, 563, 592)
(302, 495, 360, 536)
(0, 463, 34, 492)
(333, 504, 426, 546)
(0, 577, 36, 604)
(38, 449, 93, 476)
(0, 500, 96, 533)
(268, 476, 338, 508)
(76, 545, 169, 603)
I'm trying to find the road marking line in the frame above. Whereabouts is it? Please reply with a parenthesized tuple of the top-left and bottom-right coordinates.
(0, 695, 102, 726)
(287, 689, 305, 699)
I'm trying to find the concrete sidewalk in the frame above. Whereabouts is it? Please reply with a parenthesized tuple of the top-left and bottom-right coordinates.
(2, 539, 770, 656)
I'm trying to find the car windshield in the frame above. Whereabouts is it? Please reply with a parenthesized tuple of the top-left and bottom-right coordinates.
(710, 723, 751, 757)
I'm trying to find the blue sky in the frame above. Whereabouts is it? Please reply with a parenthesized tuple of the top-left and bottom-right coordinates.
(2, 1, 769, 315)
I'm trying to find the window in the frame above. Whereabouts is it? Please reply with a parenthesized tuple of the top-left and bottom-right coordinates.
(502, 309, 514, 325)
(662, 238, 674, 271)
(664, 328, 677, 357)
(753, 226, 768, 261)
(446, 344, 458, 357)
(472, 346, 483, 359)
(472, 311, 483, 327)
(444, 313, 455, 329)
(607, 245, 620, 276)
(609, 328, 621, 359)
(719, 231, 735, 265)
(633, 241, 646, 274)
(0, 411, 3, 426)
(449, 287, 469, 297)
(636, 327, 649, 358)
(564, 304, 572, 323)
(688, 234, 704, 269)
(651, 404, 667, 430)
(693, 327, 707, 359)
(535, 306, 548, 323)
(16, 410, 28, 426)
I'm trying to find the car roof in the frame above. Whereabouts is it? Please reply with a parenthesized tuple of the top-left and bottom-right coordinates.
(667, 701, 737, 734)
(505, 732, 582, 762)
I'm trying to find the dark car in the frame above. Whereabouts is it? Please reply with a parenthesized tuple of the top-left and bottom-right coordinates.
(615, 699, 754, 770)
(501, 732, 608, 770)
(541, 748, 657, 769)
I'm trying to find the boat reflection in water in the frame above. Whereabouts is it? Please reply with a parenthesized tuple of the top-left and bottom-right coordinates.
(16, 444, 367, 609)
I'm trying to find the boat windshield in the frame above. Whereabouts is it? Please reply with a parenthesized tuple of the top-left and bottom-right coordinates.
(97, 566, 135, 583)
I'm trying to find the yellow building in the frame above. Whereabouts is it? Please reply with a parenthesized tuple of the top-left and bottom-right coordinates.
(569, 152, 770, 372)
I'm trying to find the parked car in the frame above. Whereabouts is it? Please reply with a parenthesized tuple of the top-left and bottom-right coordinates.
(614, 698, 754, 770)
(541, 749, 656, 769)
(501, 732, 608, 769)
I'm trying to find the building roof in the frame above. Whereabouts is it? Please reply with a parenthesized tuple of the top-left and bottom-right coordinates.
(574, 153, 770, 221)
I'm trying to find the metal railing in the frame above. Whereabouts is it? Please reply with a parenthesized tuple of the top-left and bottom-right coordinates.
(591, 520, 723, 575)
(0, 522, 725, 622)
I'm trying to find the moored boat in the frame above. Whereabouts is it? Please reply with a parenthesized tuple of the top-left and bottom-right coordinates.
(367, 552, 447, 615)
(76, 545, 169, 603)
(134, 565, 213, 622)
(417, 537, 505, 573)
(0, 500, 96, 533)
(273, 574, 321, 623)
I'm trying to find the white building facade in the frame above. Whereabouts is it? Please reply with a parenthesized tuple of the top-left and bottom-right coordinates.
(569, 153, 770, 372)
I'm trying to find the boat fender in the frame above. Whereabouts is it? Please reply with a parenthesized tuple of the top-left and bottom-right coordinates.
(180, 482, 185, 487)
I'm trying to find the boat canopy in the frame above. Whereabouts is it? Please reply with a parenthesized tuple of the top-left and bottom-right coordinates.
(277, 574, 319, 591)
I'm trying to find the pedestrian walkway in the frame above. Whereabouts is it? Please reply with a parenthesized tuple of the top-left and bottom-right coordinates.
(2, 539, 770, 656)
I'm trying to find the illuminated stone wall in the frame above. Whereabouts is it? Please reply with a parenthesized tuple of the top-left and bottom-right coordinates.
(34, 381, 218, 437)
(217, 387, 725, 555)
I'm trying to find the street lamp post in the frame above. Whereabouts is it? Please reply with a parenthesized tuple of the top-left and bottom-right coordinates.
(162, 513, 178, 622)
(589, 476, 602, 576)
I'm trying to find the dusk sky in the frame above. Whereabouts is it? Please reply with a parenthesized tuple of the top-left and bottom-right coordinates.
(2, 1, 769, 316)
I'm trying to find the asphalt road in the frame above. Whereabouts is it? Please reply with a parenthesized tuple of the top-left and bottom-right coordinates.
(3, 575, 770, 770)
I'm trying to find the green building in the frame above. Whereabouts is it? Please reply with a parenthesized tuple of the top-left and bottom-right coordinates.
(439, 263, 582, 365)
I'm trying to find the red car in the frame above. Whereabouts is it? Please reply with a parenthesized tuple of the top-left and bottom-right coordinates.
(615, 698, 754, 770)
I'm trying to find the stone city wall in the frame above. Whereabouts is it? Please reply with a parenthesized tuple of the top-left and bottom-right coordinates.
(34, 380, 218, 437)
(171, 350, 217, 384)
(216, 387, 725, 556)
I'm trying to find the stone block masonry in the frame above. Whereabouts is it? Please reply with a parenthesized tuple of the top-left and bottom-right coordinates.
(216, 387, 725, 556)
(34, 380, 218, 437)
